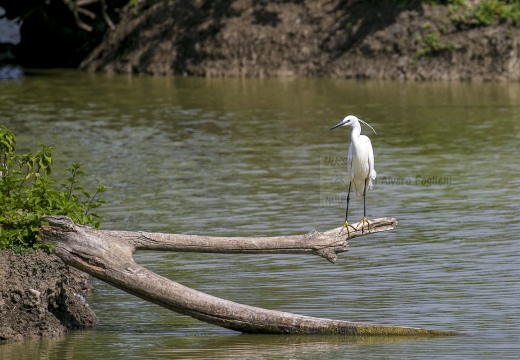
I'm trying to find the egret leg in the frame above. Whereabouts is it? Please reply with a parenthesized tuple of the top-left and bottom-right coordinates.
(357, 178, 371, 233)
(340, 182, 357, 237)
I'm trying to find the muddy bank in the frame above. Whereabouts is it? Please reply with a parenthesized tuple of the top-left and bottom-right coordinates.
(0, 250, 98, 342)
(80, 0, 520, 81)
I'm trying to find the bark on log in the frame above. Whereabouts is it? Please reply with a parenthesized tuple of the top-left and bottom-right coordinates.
(40, 216, 458, 336)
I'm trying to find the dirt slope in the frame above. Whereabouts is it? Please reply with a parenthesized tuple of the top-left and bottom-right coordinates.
(80, 0, 520, 81)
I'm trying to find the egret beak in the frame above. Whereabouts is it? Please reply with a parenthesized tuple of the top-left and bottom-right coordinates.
(329, 121, 345, 131)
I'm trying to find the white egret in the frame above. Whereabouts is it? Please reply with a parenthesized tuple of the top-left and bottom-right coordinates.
(330, 115, 377, 237)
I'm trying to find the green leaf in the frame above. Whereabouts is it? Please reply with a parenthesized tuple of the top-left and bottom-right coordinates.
(0, 127, 107, 251)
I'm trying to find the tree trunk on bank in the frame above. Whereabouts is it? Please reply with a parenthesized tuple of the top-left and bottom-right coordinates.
(40, 216, 458, 336)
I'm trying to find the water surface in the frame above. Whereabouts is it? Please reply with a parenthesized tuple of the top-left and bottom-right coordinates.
(0, 70, 519, 359)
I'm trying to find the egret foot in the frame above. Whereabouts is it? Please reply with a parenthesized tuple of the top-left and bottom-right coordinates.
(339, 221, 358, 238)
(356, 217, 371, 234)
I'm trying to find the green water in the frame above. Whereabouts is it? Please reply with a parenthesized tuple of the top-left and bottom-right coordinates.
(1, 70, 519, 359)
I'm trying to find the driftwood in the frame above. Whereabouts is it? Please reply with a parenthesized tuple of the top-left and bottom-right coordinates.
(40, 216, 458, 336)
(62, 0, 115, 32)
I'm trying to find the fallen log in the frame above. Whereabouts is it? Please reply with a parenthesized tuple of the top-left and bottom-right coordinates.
(40, 215, 458, 336)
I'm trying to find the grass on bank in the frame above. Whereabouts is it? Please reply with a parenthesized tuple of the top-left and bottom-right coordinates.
(437, 0, 520, 26)
(412, 0, 520, 61)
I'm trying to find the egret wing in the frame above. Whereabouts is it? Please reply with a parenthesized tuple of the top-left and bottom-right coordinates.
(347, 142, 354, 181)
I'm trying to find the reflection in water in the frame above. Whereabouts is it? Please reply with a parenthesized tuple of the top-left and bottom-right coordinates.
(0, 71, 519, 359)
(0, 65, 23, 80)
(0, 329, 458, 360)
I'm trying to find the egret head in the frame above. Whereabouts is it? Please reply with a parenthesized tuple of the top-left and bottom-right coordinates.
(329, 115, 377, 134)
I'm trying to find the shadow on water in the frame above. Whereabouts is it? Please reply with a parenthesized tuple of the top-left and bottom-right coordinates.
(0, 330, 453, 360)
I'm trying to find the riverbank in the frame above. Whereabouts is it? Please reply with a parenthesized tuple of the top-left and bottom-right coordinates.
(0, 250, 98, 342)
(80, 0, 520, 81)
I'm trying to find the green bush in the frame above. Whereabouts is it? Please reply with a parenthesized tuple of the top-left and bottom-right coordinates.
(0, 126, 107, 251)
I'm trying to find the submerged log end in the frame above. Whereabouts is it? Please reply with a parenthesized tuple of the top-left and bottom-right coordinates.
(234, 317, 462, 336)
(338, 323, 462, 337)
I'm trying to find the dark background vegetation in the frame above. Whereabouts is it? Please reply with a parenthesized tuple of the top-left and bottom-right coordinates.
(0, 0, 126, 67)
